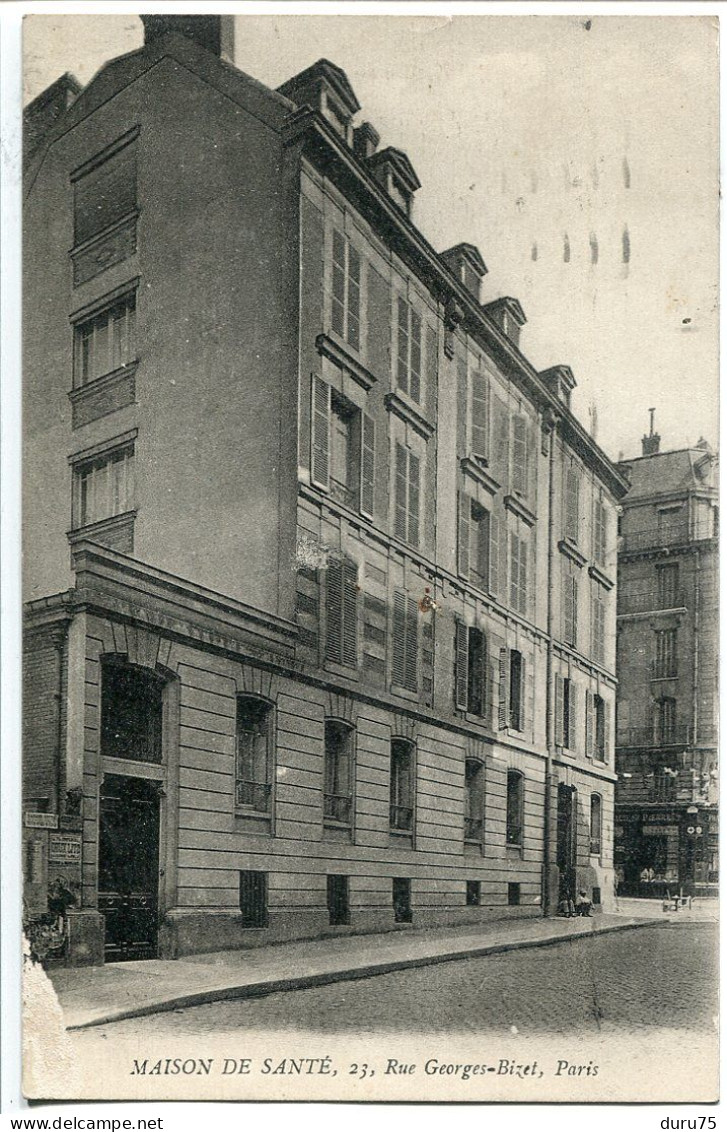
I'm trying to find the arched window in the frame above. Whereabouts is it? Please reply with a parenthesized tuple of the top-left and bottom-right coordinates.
(236, 696, 273, 814)
(590, 794, 603, 856)
(464, 759, 485, 842)
(101, 659, 163, 763)
(506, 770, 524, 846)
(390, 739, 415, 833)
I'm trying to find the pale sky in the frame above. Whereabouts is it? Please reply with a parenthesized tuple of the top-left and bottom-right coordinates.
(23, 12, 719, 462)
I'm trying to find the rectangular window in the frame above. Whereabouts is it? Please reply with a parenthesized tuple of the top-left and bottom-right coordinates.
(74, 293, 136, 387)
(506, 770, 523, 846)
(393, 877, 412, 923)
(454, 622, 487, 717)
(464, 759, 485, 842)
(507, 882, 521, 906)
(394, 442, 420, 547)
(509, 531, 528, 615)
(457, 492, 490, 590)
(390, 740, 414, 832)
(101, 661, 162, 763)
(563, 572, 578, 647)
(509, 650, 524, 731)
(392, 590, 418, 692)
(239, 870, 268, 928)
(592, 591, 606, 666)
(593, 498, 607, 566)
(327, 874, 350, 926)
(330, 392, 357, 509)
(324, 721, 353, 826)
(471, 369, 489, 458)
(594, 694, 606, 760)
(235, 697, 273, 814)
(563, 678, 578, 750)
(466, 880, 481, 906)
(654, 628, 677, 678)
(652, 767, 677, 802)
(590, 794, 602, 856)
(396, 297, 422, 402)
(511, 414, 528, 495)
(74, 443, 135, 528)
(656, 698, 677, 745)
(657, 564, 679, 608)
(325, 556, 358, 669)
(331, 230, 361, 350)
(565, 467, 580, 542)
(74, 137, 137, 247)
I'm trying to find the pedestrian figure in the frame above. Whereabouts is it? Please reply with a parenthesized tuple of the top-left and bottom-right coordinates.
(575, 888, 593, 917)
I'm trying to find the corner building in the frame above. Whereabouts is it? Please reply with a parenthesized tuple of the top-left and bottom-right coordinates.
(23, 17, 628, 964)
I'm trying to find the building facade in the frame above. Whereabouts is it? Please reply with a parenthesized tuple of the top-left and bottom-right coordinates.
(614, 425, 718, 896)
(23, 17, 628, 965)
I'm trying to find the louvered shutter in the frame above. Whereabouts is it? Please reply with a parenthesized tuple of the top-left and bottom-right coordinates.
(512, 415, 528, 494)
(331, 230, 346, 339)
(396, 297, 409, 393)
(392, 591, 406, 687)
(509, 532, 518, 610)
(458, 492, 471, 579)
(555, 675, 564, 746)
(74, 142, 137, 246)
(569, 682, 578, 752)
(566, 468, 580, 541)
(572, 577, 579, 646)
(455, 621, 469, 710)
(492, 396, 510, 487)
(477, 510, 490, 587)
(498, 648, 508, 729)
(410, 310, 422, 403)
(325, 558, 343, 662)
(342, 559, 359, 668)
(603, 701, 611, 764)
(585, 690, 595, 757)
(405, 596, 419, 691)
(360, 414, 375, 518)
(394, 443, 408, 541)
(489, 514, 501, 596)
(408, 451, 420, 547)
(472, 370, 489, 458)
(347, 243, 361, 350)
(311, 377, 330, 489)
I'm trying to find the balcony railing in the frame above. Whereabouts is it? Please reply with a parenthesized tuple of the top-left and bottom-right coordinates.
(390, 803, 413, 832)
(464, 816, 484, 842)
(616, 724, 691, 749)
(619, 520, 716, 554)
(235, 780, 272, 813)
(617, 587, 688, 615)
(324, 792, 352, 825)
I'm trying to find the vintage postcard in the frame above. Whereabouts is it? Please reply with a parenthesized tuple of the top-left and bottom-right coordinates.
(19, 8, 718, 1105)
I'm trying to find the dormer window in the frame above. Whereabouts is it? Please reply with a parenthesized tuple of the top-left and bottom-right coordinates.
(367, 147, 421, 219)
(322, 92, 350, 141)
(277, 59, 360, 148)
(482, 297, 526, 350)
(441, 244, 487, 302)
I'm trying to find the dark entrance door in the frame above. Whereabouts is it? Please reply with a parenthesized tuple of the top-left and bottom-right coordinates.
(98, 774, 160, 961)
(556, 783, 577, 904)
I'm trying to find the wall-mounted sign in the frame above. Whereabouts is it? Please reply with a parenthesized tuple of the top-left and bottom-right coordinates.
(48, 833, 81, 863)
(24, 812, 58, 829)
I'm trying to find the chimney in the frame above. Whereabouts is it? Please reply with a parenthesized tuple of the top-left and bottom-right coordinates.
(641, 407, 661, 456)
(353, 122, 380, 161)
(24, 72, 82, 164)
(141, 15, 235, 62)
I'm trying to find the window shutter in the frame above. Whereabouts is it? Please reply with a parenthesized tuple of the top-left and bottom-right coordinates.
(498, 648, 508, 730)
(555, 674, 564, 746)
(311, 376, 330, 489)
(342, 559, 359, 668)
(325, 558, 343, 662)
(455, 621, 469, 711)
(396, 297, 409, 394)
(585, 690, 595, 757)
(477, 510, 490, 587)
(509, 532, 518, 610)
(331, 230, 346, 339)
(603, 701, 611, 764)
(490, 513, 503, 597)
(410, 310, 422, 403)
(492, 396, 510, 487)
(392, 591, 406, 687)
(405, 596, 419, 691)
(566, 468, 580, 541)
(572, 577, 579, 646)
(512, 415, 528, 494)
(471, 370, 489, 458)
(408, 451, 420, 547)
(394, 442, 408, 541)
(569, 682, 578, 752)
(360, 413, 375, 519)
(347, 243, 361, 350)
(458, 492, 471, 579)
(518, 654, 526, 731)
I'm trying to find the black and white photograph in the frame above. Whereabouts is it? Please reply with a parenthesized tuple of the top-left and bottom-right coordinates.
(9, 4, 719, 1108)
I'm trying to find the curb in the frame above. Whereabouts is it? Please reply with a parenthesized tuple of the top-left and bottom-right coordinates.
(65, 918, 652, 1032)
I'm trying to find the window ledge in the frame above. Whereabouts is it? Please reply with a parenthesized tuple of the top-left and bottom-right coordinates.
(68, 511, 137, 544)
(589, 564, 615, 591)
(69, 361, 139, 401)
(461, 456, 500, 496)
(316, 333, 376, 392)
(69, 209, 140, 260)
(390, 683, 419, 702)
(504, 493, 537, 527)
(384, 391, 434, 441)
(558, 538, 587, 568)
(324, 659, 360, 682)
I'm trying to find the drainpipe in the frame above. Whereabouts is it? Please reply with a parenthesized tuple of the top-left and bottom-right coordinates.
(50, 624, 68, 815)
(692, 549, 700, 754)
(542, 408, 558, 915)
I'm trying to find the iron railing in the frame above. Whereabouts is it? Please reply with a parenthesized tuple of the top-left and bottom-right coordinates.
(617, 587, 688, 615)
(615, 723, 691, 749)
(619, 520, 716, 554)
(235, 780, 272, 813)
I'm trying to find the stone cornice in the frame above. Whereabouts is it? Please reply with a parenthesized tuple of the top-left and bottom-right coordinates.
(384, 391, 435, 440)
(316, 333, 377, 391)
(558, 538, 588, 569)
(504, 493, 537, 527)
(461, 456, 500, 497)
(588, 563, 615, 591)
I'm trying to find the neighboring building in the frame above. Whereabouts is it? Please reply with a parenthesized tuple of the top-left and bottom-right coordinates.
(614, 420, 718, 896)
(23, 16, 628, 965)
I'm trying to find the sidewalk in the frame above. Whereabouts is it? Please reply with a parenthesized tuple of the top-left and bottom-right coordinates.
(47, 911, 652, 1032)
(616, 896, 719, 922)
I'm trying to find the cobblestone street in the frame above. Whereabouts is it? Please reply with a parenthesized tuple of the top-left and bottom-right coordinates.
(73, 922, 717, 1040)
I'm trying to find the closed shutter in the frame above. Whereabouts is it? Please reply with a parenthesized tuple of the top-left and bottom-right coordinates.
(512, 414, 528, 494)
(394, 443, 408, 541)
(74, 142, 137, 246)
(455, 621, 469, 710)
(572, 577, 579, 645)
(342, 559, 359, 668)
(392, 591, 406, 687)
(331, 230, 346, 339)
(509, 532, 519, 610)
(325, 558, 343, 662)
(498, 648, 508, 730)
(555, 674, 564, 746)
(472, 370, 489, 458)
(347, 243, 361, 350)
(566, 468, 580, 541)
(410, 309, 422, 403)
(458, 491, 471, 579)
(489, 513, 501, 596)
(585, 690, 595, 757)
(360, 413, 375, 519)
(603, 700, 611, 764)
(517, 654, 526, 731)
(396, 297, 409, 394)
(405, 596, 419, 691)
(311, 377, 330, 489)
(492, 395, 510, 487)
(477, 510, 490, 587)
(569, 682, 578, 752)
(408, 451, 420, 547)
